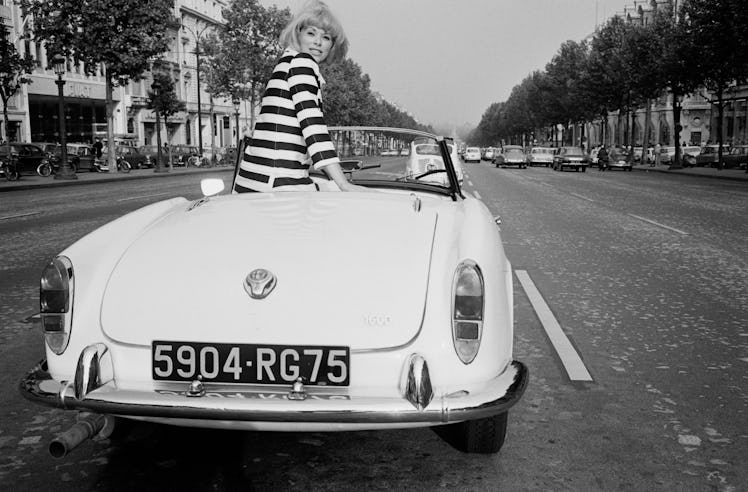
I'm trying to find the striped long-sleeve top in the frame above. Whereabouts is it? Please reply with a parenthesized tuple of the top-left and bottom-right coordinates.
(233, 49, 340, 193)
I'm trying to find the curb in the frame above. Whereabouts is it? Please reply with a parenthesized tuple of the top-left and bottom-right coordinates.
(0, 166, 233, 193)
(632, 165, 748, 182)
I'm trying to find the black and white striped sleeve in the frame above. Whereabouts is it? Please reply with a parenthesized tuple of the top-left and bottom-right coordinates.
(288, 52, 339, 170)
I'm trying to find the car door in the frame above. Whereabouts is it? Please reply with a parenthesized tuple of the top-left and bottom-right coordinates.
(17, 144, 42, 174)
(78, 146, 95, 170)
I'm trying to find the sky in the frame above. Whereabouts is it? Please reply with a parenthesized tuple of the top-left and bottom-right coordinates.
(261, 0, 635, 130)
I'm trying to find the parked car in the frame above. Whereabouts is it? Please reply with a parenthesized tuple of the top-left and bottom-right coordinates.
(607, 148, 633, 171)
(20, 127, 528, 458)
(114, 145, 148, 170)
(724, 145, 748, 169)
(217, 146, 240, 166)
(0, 142, 53, 179)
(482, 148, 495, 162)
(526, 147, 555, 167)
(463, 146, 481, 163)
(32, 142, 61, 157)
(685, 145, 725, 168)
(137, 145, 168, 168)
(552, 146, 589, 172)
(170, 144, 203, 167)
(62, 143, 108, 172)
(495, 145, 526, 168)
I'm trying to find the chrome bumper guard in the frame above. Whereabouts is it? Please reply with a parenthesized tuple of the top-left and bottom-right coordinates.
(20, 352, 528, 425)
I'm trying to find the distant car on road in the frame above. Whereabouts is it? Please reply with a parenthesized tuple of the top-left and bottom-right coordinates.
(463, 147, 481, 163)
(526, 147, 554, 167)
(607, 148, 633, 171)
(552, 146, 589, 172)
(495, 145, 526, 168)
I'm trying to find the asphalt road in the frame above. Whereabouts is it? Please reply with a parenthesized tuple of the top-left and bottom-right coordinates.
(0, 168, 746, 491)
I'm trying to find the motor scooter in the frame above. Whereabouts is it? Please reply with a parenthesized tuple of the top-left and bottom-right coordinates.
(115, 156, 131, 173)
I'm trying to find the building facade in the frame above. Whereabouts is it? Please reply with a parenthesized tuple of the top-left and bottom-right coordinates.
(0, 0, 249, 155)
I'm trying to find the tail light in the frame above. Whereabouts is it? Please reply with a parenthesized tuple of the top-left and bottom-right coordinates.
(452, 261, 484, 364)
(40, 256, 74, 355)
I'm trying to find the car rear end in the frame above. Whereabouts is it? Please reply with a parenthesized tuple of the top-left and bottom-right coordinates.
(464, 147, 481, 163)
(528, 148, 553, 167)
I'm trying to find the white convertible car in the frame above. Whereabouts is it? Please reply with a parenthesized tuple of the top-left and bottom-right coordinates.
(21, 127, 528, 458)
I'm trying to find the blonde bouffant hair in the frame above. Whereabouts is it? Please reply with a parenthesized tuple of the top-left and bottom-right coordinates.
(278, 0, 349, 64)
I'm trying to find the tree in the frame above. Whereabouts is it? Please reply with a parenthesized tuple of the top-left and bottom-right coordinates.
(19, 0, 178, 170)
(321, 59, 379, 126)
(148, 70, 186, 168)
(202, 0, 290, 131)
(648, 0, 700, 168)
(682, 0, 748, 169)
(0, 24, 34, 161)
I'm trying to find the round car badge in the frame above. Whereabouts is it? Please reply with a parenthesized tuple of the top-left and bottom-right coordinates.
(244, 268, 277, 299)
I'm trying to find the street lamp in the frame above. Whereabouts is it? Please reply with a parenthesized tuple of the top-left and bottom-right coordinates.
(232, 96, 241, 151)
(181, 21, 213, 161)
(52, 54, 76, 180)
(151, 80, 167, 173)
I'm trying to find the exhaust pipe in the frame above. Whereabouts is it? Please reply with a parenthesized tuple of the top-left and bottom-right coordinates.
(49, 413, 113, 458)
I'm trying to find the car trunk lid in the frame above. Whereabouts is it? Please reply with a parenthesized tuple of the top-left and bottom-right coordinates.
(101, 193, 437, 350)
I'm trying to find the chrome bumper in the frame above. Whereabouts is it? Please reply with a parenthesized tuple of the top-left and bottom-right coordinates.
(20, 354, 528, 425)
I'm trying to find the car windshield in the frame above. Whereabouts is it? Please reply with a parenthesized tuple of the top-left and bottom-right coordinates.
(532, 148, 553, 154)
(505, 149, 524, 155)
(286, 127, 463, 195)
(140, 146, 157, 153)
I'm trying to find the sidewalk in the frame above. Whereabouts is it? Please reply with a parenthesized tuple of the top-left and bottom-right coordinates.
(631, 163, 748, 182)
(0, 165, 233, 193)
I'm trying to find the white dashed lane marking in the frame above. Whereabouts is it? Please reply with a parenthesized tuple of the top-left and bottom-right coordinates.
(0, 211, 41, 221)
(628, 214, 689, 235)
(515, 270, 593, 382)
(117, 193, 171, 202)
(569, 192, 594, 202)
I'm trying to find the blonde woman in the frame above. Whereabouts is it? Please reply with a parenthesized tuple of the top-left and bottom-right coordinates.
(233, 1, 366, 192)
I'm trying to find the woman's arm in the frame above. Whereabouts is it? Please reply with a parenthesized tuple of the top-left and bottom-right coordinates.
(323, 161, 369, 192)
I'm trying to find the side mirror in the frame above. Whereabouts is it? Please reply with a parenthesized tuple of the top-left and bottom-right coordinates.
(200, 178, 225, 197)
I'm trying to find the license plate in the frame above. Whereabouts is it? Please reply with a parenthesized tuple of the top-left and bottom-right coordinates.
(152, 341, 349, 386)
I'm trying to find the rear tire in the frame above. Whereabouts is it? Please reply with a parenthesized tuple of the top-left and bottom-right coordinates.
(435, 412, 508, 454)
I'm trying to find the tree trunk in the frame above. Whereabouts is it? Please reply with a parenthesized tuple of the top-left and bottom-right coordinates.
(716, 87, 724, 170)
(105, 70, 116, 171)
(249, 81, 257, 132)
(642, 99, 652, 164)
(165, 116, 172, 169)
(3, 100, 12, 172)
(670, 89, 683, 169)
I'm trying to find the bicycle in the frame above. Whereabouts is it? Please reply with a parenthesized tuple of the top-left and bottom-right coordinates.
(1, 160, 20, 181)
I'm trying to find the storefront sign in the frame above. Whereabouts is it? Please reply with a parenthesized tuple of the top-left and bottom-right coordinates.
(28, 75, 117, 101)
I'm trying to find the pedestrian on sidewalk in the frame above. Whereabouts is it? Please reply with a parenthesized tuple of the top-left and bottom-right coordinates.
(654, 143, 661, 167)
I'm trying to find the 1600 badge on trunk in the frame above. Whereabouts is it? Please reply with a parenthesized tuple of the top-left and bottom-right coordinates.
(152, 341, 350, 386)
